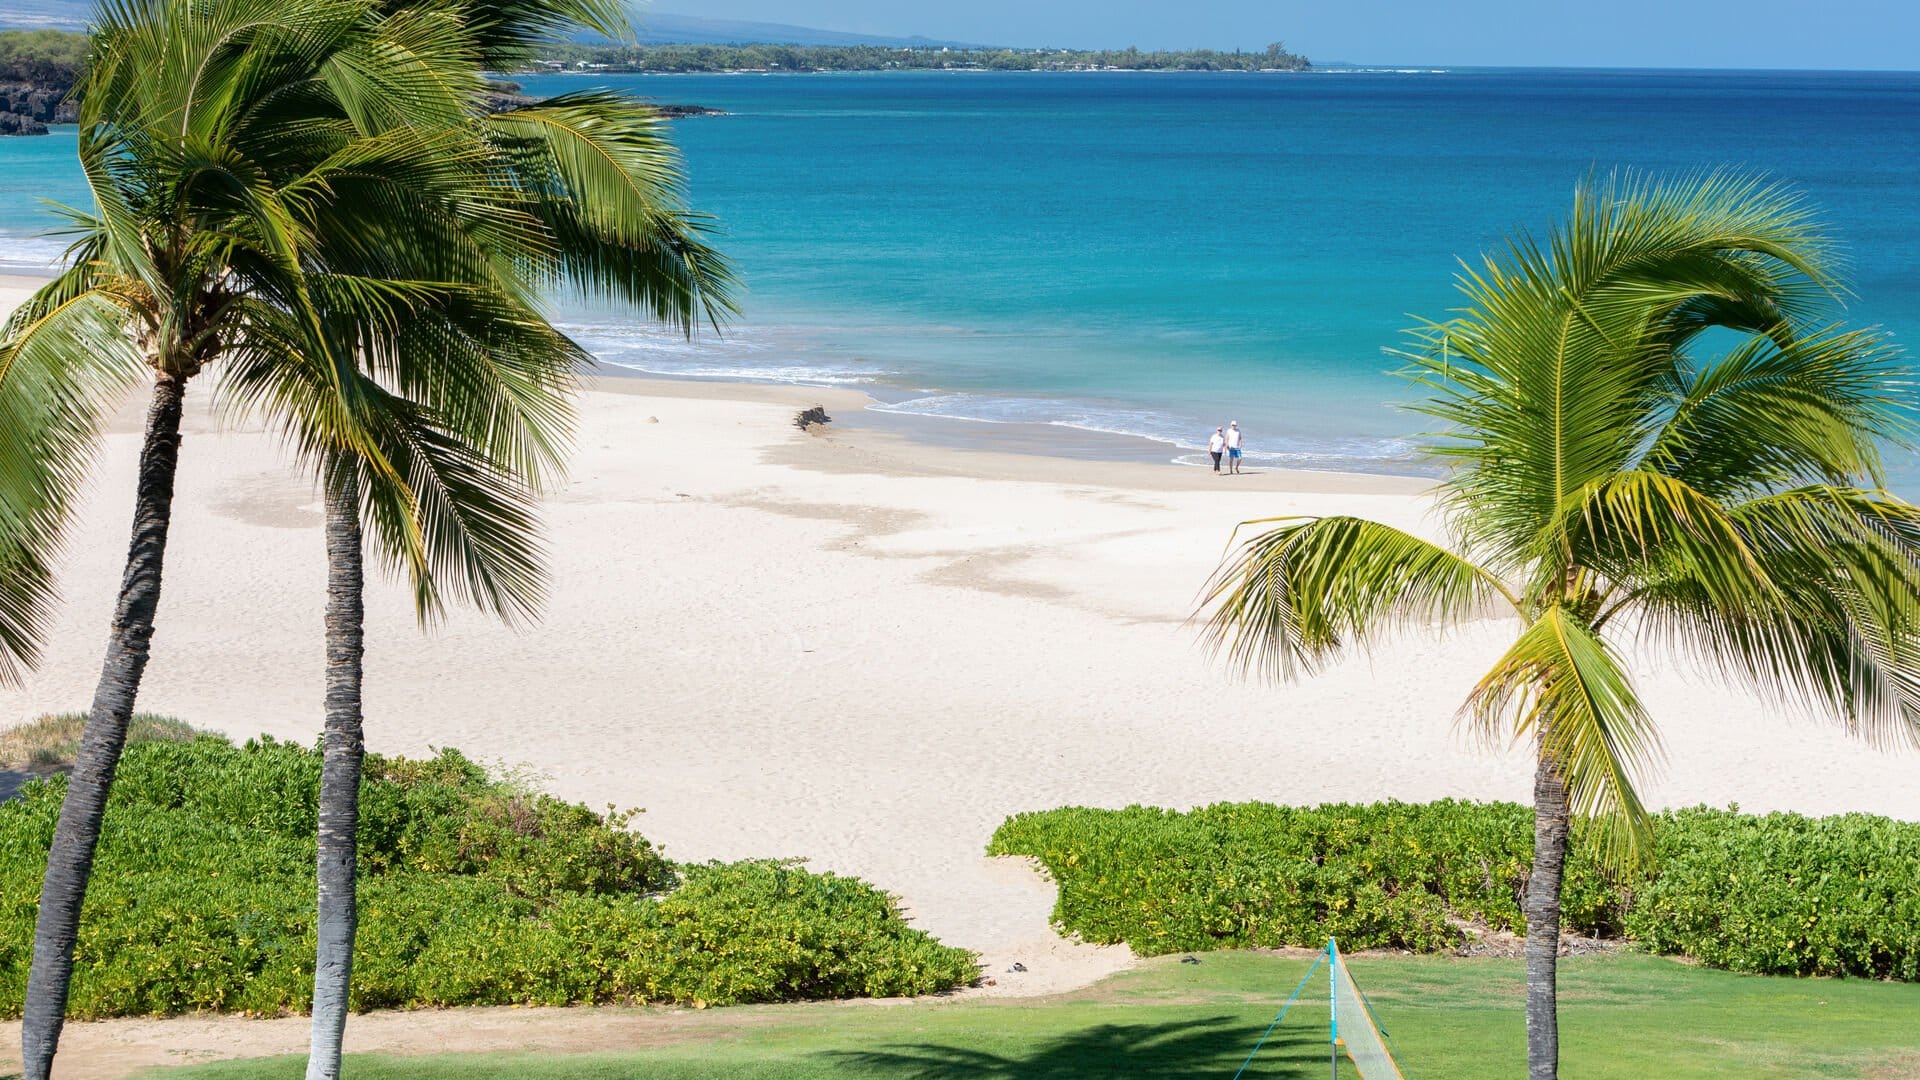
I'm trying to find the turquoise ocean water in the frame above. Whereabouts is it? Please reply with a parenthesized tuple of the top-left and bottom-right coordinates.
(4, 69, 1918, 478)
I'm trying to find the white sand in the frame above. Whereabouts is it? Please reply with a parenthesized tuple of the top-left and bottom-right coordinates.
(4, 272, 1919, 1070)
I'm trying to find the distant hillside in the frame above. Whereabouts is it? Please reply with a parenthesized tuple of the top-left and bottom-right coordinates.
(0, 2, 986, 46)
(632, 12, 982, 48)
(542, 41, 1310, 75)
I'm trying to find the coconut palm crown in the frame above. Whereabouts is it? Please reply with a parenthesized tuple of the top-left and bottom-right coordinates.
(1201, 172, 1920, 1080)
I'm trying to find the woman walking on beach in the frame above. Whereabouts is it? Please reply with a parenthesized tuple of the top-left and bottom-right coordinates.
(1208, 426, 1226, 472)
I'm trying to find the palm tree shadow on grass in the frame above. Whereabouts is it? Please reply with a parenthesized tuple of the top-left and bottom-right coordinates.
(0, 768, 32, 803)
(825, 1016, 1331, 1078)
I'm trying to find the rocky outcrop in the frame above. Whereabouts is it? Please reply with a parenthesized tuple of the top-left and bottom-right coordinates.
(0, 112, 48, 135)
(0, 78, 77, 135)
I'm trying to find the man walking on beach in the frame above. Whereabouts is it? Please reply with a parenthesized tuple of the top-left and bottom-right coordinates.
(1208, 426, 1226, 472)
(1225, 421, 1244, 474)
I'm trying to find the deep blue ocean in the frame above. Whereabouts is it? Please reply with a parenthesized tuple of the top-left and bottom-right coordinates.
(4, 69, 1918, 476)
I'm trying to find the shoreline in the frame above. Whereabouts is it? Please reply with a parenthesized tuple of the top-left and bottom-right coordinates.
(589, 365, 1433, 493)
(6, 268, 1435, 487)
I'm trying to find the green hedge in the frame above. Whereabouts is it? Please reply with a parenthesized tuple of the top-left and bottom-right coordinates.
(1626, 807, 1920, 981)
(0, 737, 976, 1018)
(988, 800, 1920, 981)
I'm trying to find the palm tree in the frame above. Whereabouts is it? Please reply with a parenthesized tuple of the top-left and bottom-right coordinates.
(2, 7, 520, 1075)
(0, 2, 729, 1075)
(1201, 173, 1920, 1080)
(290, 5, 736, 1075)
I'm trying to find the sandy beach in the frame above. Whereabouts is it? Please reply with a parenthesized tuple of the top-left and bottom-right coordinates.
(4, 271, 1919, 1072)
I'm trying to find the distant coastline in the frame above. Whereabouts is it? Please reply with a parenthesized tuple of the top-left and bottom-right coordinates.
(0, 27, 728, 136)
(523, 42, 1310, 76)
(2, 30, 1310, 134)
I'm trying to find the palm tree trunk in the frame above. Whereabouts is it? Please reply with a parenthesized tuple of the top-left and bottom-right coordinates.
(1525, 741, 1571, 1080)
(307, 465, 364, 1080)
(21, 373, 188, 1080)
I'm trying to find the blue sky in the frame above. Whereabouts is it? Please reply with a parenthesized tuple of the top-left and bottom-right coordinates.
(653, 1, 1918, 69)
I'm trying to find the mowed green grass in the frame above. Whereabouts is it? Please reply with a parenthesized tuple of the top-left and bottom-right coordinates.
(145, 951, 1920, 1079)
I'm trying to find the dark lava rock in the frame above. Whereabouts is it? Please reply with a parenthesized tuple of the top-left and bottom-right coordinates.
(0, 112, 49, 135)
(0, 78, 78, 135)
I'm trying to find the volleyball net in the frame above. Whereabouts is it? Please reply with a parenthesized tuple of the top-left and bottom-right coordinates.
(1231, 937, 1407, 1079)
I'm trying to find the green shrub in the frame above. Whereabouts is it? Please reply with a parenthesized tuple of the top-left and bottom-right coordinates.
(0, 738, 975, 1018)
(0, 29, 86, 84)
(989, 800, 1920, 981)
(988, 800, 1623, 955)
(641, 860, 985, 1003)
(1626, 807, 1920, 980)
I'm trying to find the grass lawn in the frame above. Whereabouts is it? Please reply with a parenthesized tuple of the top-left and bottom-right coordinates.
(141, 951, 1920, 1079)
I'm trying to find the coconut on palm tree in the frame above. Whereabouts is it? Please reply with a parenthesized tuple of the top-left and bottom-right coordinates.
(0, 1, 733, 1076)
(1201, 172, 1920, 1080)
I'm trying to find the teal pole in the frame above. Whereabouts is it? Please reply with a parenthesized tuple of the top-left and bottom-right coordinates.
(1329, 938, 1339, 1080)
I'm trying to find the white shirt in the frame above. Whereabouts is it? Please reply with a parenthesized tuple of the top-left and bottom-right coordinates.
(1225, 427, 1243, 450)
(1208, 432, 1226, 453)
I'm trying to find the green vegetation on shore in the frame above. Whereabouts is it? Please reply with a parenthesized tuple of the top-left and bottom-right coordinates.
(0, 28, 83, 133)
(0, 29, 85, 82)
(0, 31, 1314, 81)
(0, 30, 1313, 138)
(535, 41, 1309, 74)
(143, 951, 1920, 1079)
(990, 800, 1920, 980)
(0, 736, 975, 1019)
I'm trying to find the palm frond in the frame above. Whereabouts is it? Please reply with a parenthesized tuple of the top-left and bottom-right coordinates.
(486, 93, 740, 330)
(316, 1, 482, 136)
(1200, 515, 1516, 681)
(1398, 171, 1843, 564)
(1461, 606, 1658, 864)
(1637, 486, 1920, 749)
(435, 0, 632, 68)
(216, 304, 550, 621)
(0, 273, 147, 682)
(1560, 469, 1770, 616)
(1644, 326, 1912, 497)
(350, 390, 550, 623)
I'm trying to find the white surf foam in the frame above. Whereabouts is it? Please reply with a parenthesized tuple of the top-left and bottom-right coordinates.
(871, 392, 1422, 473)
(557, 321, 894, 387)
(0, 232, 71, 272)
